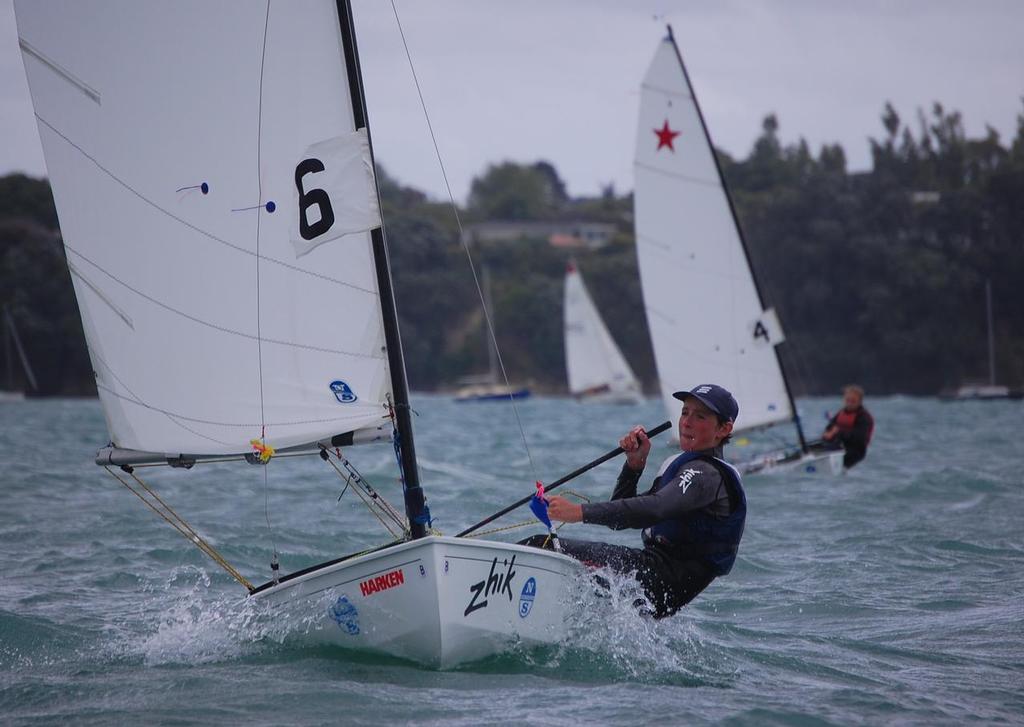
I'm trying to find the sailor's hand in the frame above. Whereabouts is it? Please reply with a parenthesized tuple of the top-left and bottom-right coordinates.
(619, 425, 650, 470)
(546, 495, 583, 523)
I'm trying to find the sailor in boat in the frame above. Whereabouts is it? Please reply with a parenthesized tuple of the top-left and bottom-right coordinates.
(818, 384, 874, 469)
(522, 384, 745, 617)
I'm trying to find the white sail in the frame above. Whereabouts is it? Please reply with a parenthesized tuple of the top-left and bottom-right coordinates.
(16, 0, 585, 668)
(633, 30, 793, 434)
(563, 262, 642, 403)
(16, 1, 389, 455)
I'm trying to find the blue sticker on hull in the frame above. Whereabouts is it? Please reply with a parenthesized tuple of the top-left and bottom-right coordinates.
(519, 577, 537, 619)
(329, 595, 360, 635)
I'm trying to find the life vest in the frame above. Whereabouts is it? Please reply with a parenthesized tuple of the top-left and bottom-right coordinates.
(834, 407, 874, 444)
(643, 451, 746, 576)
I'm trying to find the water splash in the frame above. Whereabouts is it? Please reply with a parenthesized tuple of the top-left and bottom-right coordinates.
(101, 566, 327, 666)
(501, 567, 738, 685)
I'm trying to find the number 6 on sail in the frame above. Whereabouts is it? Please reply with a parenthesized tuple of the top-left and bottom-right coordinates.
(291, 129, 382, 257)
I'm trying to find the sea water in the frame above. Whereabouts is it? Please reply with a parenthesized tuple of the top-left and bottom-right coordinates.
(1, 395, 1021, 725)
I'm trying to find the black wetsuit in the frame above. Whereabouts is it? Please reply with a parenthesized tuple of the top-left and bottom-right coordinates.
(522, 447, 743, 617)
(826, 407, 874, 468)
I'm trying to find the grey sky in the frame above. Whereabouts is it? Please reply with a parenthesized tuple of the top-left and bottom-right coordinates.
(2, 0, 1022, 204)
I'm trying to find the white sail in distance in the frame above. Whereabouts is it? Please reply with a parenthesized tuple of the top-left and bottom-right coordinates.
(16, 1, 390, 456)
(633, 29, 793, 434)
(563, 262, 642, 403)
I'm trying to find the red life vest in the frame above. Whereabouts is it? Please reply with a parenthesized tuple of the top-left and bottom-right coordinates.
(834, 407, 873, 444)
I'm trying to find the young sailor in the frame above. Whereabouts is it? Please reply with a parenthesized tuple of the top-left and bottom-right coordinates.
(525, 384, 746, 617)
(821, 384, 874, 469)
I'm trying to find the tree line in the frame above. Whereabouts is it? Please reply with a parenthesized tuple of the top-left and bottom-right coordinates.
(2, 100, 1022, 397)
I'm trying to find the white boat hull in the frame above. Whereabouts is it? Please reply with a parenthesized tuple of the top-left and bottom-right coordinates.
(738, 448, 845, 477)
(574, 385, 645, 405)
(251, 535, 582, 668)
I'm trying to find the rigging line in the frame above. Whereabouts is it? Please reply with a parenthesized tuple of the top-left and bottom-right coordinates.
(388, 0, 538, 479)
(461, 489, 592, 539)
(256, 0, 276, 559)
(324, 453, 404, 537)
(104, 466, 254, 592)
(33, 115, 376, 296)
(324, 447, 407, 532)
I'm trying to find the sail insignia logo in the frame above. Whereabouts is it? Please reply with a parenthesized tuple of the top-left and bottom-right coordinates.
(519, 577, 537, 618)
(329, 379, 357, 403)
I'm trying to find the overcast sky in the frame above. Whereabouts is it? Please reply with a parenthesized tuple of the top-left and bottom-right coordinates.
(2, 0, 1022, 204)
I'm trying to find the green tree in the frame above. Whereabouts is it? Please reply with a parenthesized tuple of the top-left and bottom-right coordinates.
(466, 161, 567, 221)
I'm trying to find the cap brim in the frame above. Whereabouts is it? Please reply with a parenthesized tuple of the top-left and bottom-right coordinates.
(673, 390, 724, 417)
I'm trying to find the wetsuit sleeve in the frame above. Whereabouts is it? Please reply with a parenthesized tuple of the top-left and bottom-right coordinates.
(610, 463, 643, 501)
(581, 461, 725, 530)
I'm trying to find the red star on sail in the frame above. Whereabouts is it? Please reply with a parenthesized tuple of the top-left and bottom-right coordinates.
(654, 120, 680, 151)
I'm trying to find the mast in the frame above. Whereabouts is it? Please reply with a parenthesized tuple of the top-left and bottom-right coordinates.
(985, 278, 996, 386)
(3, 305, 37, 392)
(336, 0, 427, 539)
(664, 25, 810, 451)
(482, 266, 499, 383)
(3, 307, 11, 391)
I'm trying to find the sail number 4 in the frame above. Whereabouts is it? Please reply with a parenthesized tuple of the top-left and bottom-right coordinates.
(750, 308, 786, 347)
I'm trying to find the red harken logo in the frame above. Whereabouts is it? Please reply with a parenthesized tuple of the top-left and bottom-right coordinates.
(654, 120, 680, 151)
(359, 568, 405, 597)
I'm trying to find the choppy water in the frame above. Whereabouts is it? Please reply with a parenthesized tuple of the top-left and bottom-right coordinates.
(1, 394, 1022, 725)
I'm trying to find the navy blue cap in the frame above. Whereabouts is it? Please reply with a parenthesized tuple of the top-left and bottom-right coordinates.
(673, 384, 739, 422)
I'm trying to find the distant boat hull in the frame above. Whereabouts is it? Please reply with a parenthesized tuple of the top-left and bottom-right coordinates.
(572, 383, 644, 405)
(454, 385, 531, 403)
(737, 446, 845, 477)
(940, 384, 1023, 401)
(251, 535, 582, 669)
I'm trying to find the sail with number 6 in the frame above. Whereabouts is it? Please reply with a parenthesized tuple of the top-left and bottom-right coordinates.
(16, 0, 582, 667)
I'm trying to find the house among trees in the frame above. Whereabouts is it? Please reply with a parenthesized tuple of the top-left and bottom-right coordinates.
(460, 220, 616, 249)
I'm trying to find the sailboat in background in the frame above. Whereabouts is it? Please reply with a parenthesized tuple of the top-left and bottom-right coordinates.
(453, 266, 531, 402)
(1, 305, 38, 401)
(563, 261, 643, 404)
(941, 279, 1022, 401)
(632, 27, 843, 476)
(16, 0, 578, 668)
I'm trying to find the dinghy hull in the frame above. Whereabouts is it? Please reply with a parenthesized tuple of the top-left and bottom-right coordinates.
(738, 448, 845, 476)
(252, 535, 582, 668)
